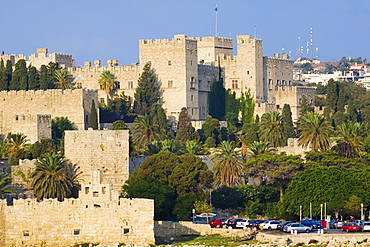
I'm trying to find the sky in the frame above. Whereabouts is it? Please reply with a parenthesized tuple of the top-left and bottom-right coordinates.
(1, 0, 370, 66)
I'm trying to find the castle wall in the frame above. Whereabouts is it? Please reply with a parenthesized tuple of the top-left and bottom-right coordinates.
(192, 36, 233, 64)
(219, 35, 264, 101)
(0, 89, 98, 141)
(0, 197, 154, 246)
(64, 129, 129, 191)
(274, 86, 315, 121)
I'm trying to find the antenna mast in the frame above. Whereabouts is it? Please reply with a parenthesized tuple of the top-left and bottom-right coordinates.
(215, 4, 218, 37)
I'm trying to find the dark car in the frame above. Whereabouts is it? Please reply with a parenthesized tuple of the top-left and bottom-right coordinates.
(277, 221, 295, 231)
(225, 218, 243, 228)
(193, 217, 208, 224)
(300, 219, 323, 229)
(247, 219, 264, 229)
(209, 218, 227, 228)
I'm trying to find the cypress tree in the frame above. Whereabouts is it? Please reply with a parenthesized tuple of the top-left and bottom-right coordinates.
(5, 60, 12, 90)
(47, 62, 58, 89)
(10, 59, 28, 90)
(39, 65, 48, 89)
(150, 103, 168, 138)
(225, 89, 239, 128)
(89, 100, 99, 130)
(176, 107, 197, 143)
(134, 63, 161, 115)
(28, 66, 40, 90)
(299, 95, 313, 117)
(0, 59, 6, 90)
(281, 104, 296, 138)
(208, 77, 225, 121)
(347, 101, 358, 122)
(325, 79, 339, 113)
(337, 85, 346, 113)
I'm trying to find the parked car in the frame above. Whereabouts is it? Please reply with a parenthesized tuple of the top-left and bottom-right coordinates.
(284, 223, 311, 233)
(193, 217, 208, 224)
(225, 218, 243, 228)
(261, 220, 281, 230)
(300, 219, 323, 229)
(361, 222, 370, 232)
(342, 222, 360, 232)
(209, 218, 227, 228)
(236, 219, 252, 228)
(277, 221, 295, 231)
(329, 219, 343, 229)
(248, 219, 264, 229)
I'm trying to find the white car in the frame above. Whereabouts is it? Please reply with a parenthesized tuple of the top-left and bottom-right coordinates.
(236, 219, 254, 228)
(361, 222, 370, 231)
(284, 223, 311, 233)
(261, 220, 281, 230)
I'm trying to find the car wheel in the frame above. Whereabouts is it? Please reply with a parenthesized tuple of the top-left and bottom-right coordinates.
(268, 227, 271, 230)
(305, 229, 310, 233)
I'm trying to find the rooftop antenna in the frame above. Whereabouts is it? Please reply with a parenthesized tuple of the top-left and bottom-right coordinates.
(215, 4, 218, 37)
(296, 37, 301, 59)
(309, 27, 313, 59)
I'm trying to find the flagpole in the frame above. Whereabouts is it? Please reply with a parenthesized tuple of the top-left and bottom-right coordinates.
(215, 4, 218, 37)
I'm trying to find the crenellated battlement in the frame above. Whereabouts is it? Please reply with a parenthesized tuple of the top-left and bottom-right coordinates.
(74, 63, 139, 72)
(0, 88, 96, 97)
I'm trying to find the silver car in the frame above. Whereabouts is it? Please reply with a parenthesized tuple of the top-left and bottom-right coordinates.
(284, 223, 311, 233)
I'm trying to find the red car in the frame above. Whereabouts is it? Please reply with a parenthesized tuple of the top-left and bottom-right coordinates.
(209, 218, 227, 228)
(342, 222, 360, 232)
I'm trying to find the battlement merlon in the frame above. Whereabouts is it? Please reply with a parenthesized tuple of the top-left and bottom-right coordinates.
(139, 34, 199, 46)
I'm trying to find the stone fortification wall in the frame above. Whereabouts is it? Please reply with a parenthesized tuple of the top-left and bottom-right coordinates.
(0, 89, 98, 141)
(275, 86, 315, 121)
(11, 159, 36, 197)
(191, 36, 233, 64)
(0, 197, 154, 246)
(277, 138, 310, 156)
(0, 48, 75, 69)
(64, 129, 130, 191)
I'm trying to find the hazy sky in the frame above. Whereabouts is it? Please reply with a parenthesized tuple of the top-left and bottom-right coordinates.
(2, 0, 369, 66)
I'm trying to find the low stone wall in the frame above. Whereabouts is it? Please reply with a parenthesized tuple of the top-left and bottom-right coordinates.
(154, 221, 249, 238)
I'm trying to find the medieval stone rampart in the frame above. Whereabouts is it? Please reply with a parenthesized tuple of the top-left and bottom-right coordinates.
(0, 197, 154, 246)
(64, 129, 130, 191)
(0, 89, 98, 142)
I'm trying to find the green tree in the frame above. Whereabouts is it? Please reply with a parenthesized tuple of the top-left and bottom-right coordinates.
(332, 121, 364, 158)
(98, 70, 116, 101)
(112, 120, 128, 130)
(211, 186, 244, 209)
(0, 172, 13, 195)
(298, 112, 333, 152)
(27, 66, 40, 90)
(208, 77, 225, 120)
(6, 133, 30, 164)
(169, 153, 212, 196)
(324, 79, 339, 116)
(280, 166, 370, 219)
(5, 60, 12, 90)
(134, 63, 161, 115)
(0, 59, 8, 90)
(54, 69, 74, 89)
(89, 100, 99, 130)
(246, 153, 304, 200)
(131, 115, 163, 152)
(150, 103, 168, 138)
(225, 89, 240, 128)
(39, 65, 49, 90)
(52, 117, 75, 143)
(240, 89, 255, 132)
(10, 59, 27, 90)
(248, 141, 275, 157)
(211, 141, 244, 187)
(184, 140, 204, 155)
(282, 104, 296, 138)
(259, 111, 287, 147)
(176, 107, 197, 143)
(31, 152, 75, 201)
(299, 95, 313, 117)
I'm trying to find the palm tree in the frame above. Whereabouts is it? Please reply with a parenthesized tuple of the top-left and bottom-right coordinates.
(259, 111, 287, 147)
(298, 112, 333, 152)
(248, 141, 275, 157)
(98, 70, 116, 102)
(0, 172, 13, 196)
(31, 152, 74, 201)
(333, 121, 364, 158)
(184, 140, 204, 155)
(6, 133, 29, 160)
(131, 115, 163, 152)
(211, 141, 245, 187)
(54, 69, 74, 89)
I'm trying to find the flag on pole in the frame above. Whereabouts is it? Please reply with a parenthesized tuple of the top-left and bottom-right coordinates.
(215, 4, 218, 11)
